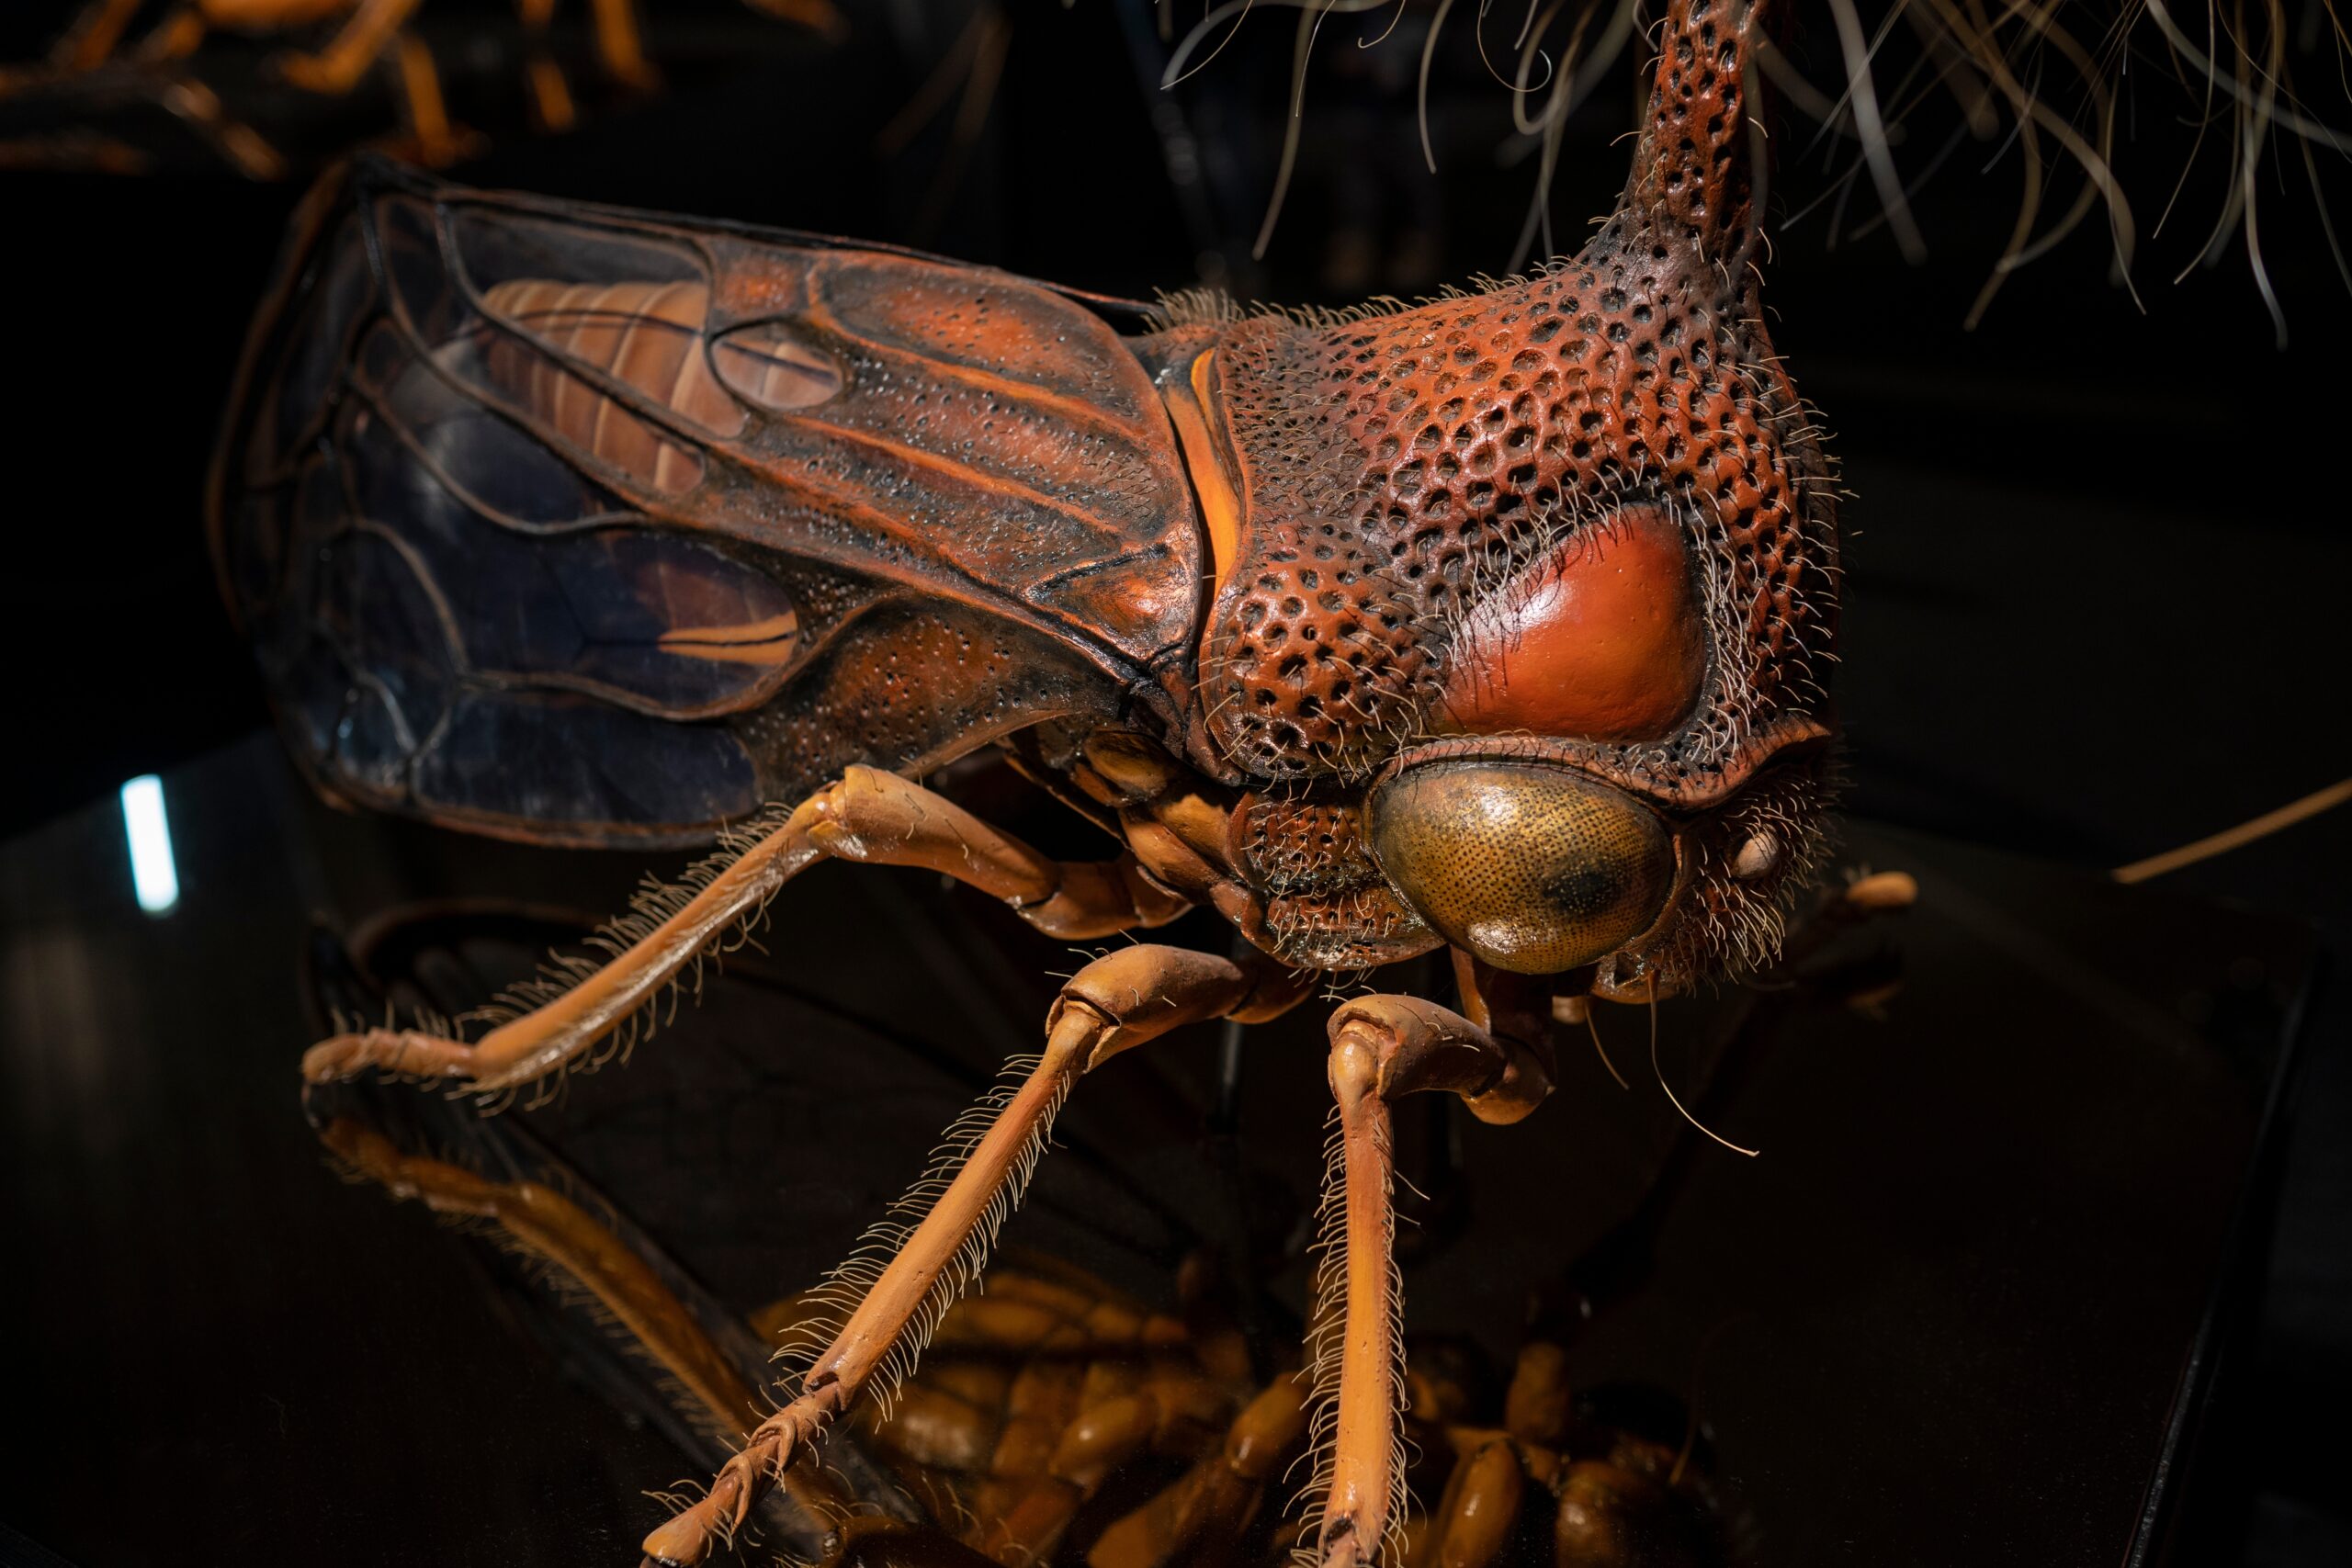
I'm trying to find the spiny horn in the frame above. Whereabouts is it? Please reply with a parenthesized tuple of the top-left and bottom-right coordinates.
(1620, 0, 1781, 263)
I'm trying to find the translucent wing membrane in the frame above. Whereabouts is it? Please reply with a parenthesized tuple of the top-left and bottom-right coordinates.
(710, 321, 842, 413)
(211, 158, 1202, 845)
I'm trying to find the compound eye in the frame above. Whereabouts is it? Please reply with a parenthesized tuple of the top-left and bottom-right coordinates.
(1434, 508, 1706, 744)
(1367, 760, 1674, 975)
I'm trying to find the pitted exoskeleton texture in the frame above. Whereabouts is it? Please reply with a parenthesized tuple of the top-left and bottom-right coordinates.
(1193, 322, 1442, 779)
(1231, 791, 1431, 970)
(1198, 206, 1838, 807)
(1154, 0, 1839, 995)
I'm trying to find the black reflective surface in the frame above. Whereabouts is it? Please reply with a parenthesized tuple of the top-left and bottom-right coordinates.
(0, 733, 2315, 1565)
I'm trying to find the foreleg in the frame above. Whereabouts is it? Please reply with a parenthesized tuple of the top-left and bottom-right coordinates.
(1312, 996, 1552, 1568)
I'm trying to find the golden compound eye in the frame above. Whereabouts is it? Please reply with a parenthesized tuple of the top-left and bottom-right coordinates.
(1367, 760, 1675, 975)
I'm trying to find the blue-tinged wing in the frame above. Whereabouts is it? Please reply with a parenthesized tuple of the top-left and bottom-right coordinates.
(210, 157, 1202, 846)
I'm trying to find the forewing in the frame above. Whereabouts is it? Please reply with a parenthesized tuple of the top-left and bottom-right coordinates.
(211, 159, 1200, 846)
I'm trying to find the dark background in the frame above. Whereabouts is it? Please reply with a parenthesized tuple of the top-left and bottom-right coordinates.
(1, 0, 2346, 1562)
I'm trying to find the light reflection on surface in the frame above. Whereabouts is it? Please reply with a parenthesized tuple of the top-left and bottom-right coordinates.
(119, 775, 178, 916)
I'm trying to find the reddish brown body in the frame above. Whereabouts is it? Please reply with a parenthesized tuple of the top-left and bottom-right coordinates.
(224, 3, 1838, 1562)
(216, 0, 1833, 994)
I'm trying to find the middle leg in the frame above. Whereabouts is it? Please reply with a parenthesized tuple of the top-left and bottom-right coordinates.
(642, 942, 1311, 1566)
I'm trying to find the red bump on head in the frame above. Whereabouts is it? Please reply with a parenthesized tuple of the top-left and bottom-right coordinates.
(1433, 509, 1706, 744)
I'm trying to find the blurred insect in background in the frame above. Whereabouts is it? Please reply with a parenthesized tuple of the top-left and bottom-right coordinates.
(1, 0, 849, 175)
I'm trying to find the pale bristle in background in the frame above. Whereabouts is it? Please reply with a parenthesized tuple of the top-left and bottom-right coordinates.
(1159, 0, 2347, 333)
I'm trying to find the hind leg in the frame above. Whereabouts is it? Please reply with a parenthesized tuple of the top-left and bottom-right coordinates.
(642, 944, 1311, 1565)
(301, 767, 1188, 1097)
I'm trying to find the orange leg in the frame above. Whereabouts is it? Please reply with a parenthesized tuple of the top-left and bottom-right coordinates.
(739, 0, 848, 42)
(301, 767, 1189, 1098)
(1312, 997, 1552, 1568)
(130, 4, 206, 63)
(584, 0, 659, 88)
(47, 0, 150, 71)
(507, 0, 578, 131)
(154, 75, 288, 177)
(387, 31, 472, 165)
(640, 943, 1309, 1566)
(763, 1260, 1227, 1564)
(276, 0, 424, 94)
(523, 53, 576, 130)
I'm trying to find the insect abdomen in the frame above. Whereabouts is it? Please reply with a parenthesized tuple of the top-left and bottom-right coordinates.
(480, 279, 739, 494)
